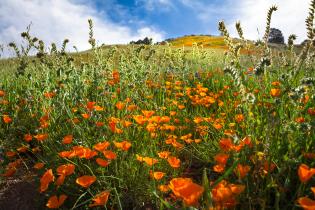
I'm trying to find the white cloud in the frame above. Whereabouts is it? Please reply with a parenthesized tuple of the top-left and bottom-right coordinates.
(0, 0, 164, 57)
(136, 0, 173, 11)
(180, 0, 310, 44)
(225, 0, 309, 44)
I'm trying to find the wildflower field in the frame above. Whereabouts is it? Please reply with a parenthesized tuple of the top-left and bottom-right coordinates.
(0, 3, 315, 210)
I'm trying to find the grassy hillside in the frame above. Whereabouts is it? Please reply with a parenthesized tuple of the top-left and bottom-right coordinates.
(0, 10, 315, 210)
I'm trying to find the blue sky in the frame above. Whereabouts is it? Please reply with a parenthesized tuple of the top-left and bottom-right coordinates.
(0, 0, 310, 56)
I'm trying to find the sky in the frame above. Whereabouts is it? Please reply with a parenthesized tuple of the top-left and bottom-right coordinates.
(0, 0, 311, 56)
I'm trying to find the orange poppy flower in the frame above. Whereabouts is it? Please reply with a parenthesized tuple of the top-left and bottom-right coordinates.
(297, 197, 315, 210)
(96, 158, 109, 167)
(0, 90, 5, 97)
(142, 110, 155, 118)
(40, 169, 55, 192)
(2, 115, 12, 124)
(56, 164, 75, 176)
(62, 135, 73, 144)
(234, 164, 251, 179)
(58, 150, 75, 158)
(142, 157, 158, 166)
(76, 175, 96, 188)
(213, 164, 225, 173)
(214, 153, 229, 165)
(158, 151, 171, 159)
(94, 105, 104, 111)
(114, 141, 131, 151)
(133, 115, 147, 125)
(235, 114, 244, 123)
(89, 191, 110, 207)
(219, 138, 234, 152)
(159, 185, 170, 192)
(46, 194, 67, 209)
(308, 108, 315, 116)
(167, 156, 181, 168)
(270, 89, 281, 97)
(81, 113, 90, 119)
(34, 133, 49, 142)
(298, 164, 315, 183)
(2, 168, 17, 177)
(6, 151, 17, 158)
(149, 170, 165, 180)
(33, 162, 45, 170)
(86, 101, 96, 111)
(311, 187, 315, 196)
(103, 150, 117, 160)
(94, 141, 110, 152)
(169, 178, 204, 206)
(95, 121, 105, 127)
(24, 134, 32, 142)
(113, 70, 120, 82)
(115, 101, 125, 110)
(127, 104, 138, 111)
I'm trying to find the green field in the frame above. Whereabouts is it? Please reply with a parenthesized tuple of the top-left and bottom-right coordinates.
(0, 5, 315, 210)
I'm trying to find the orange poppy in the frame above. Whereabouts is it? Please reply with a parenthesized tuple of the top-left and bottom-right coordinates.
(40, 169, 55, 192)
(169, 178, 204, 206)
(214, 153, 229, 165)
(103, 150, 117, 160)
(76, 175, 96, 188)
(2, 115, 12, 124)
(6, 151, 17, 158)
(96, 158, 109, 167)
(81, 113, 90, 119)
(122, 120, 132, 127)
(213, 164, 225, 173)
(143, 157, 159, 166)
(297, 197, 315, 210)
(270, 89, 281, 97)
(34, 133, 49, 142)
(235, 164, 251, 179)
(158, 151, 171, 159)
(86, 101, 96, 111)
(133, 115, 147, 125)
(0, 90, 5, 97)
(114, 141, 131, 151)
(89, 191, 110, 207)
(46, 194, 67, 209)
(159, 185, 170, 192)
(94, 141, 110, 152)
(167, 156, 181, 168)
(235, 114, 244, 123)
(219, 138, 234, 152)
(56, 164, 75, 176)
(298, 164, 315, 183)
(149, 170, 165, 180)
(24, 134, 32, 142)
(2, 168, 17, 177)
(43, 92, 56, 99)
(58, 150, 75, 159)
(62, 135, 73, 144)
(95, 121, 105, 127)
(142, 110, 155, 118)
(33, 162, 45, 170)
(115, 101, 125, 110)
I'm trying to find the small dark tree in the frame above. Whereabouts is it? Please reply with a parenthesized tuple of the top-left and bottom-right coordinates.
(268, 28, 285, 44)
(130, 37, 153, 45)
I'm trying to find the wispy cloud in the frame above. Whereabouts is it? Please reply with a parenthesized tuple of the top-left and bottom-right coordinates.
(0, 0, 164, 56)
(179, 0, 310, 43)
(225, 0, 309, 44)
(135, 0, 174, 12)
